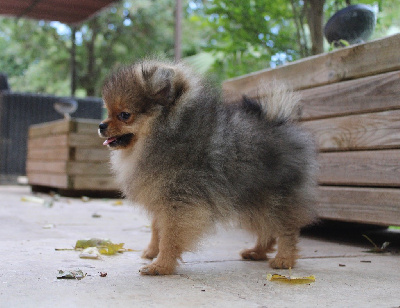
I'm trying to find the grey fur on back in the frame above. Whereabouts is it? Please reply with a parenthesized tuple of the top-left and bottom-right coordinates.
(137, 77, 318, 228)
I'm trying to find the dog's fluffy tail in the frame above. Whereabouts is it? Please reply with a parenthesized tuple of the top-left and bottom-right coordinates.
(256, 81, 301, 123)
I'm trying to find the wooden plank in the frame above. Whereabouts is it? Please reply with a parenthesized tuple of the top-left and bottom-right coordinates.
(74, 118, 102, 134)
(318, 150, 400, 187)
(222, 33, 400, 101)
(27, 173, 69, 188)
(303, 110, 400, 151)
(317, 186, 400, 226)
(300, 71, 400, 120)
(27, 134, 68, 150)
(29, 119, 71, 138)
(67, 162, 112, 176)
(26, 161, 67, 174)
(69, 133, 103, 148)
(72, 175, 118, 190)
(27, 147, 70, 161)
(74, 148, 110, 162)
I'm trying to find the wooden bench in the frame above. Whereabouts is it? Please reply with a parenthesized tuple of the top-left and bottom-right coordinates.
(223, 34, 400, 226)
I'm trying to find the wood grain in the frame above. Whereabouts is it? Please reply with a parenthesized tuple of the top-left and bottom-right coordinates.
(28, 119, 71, 138)
(72, 175, 118, 190)
(317, 186, 400, 226)
(74, 148, 110, 162)
(318, 150, 400, 187)
(27, 173, 69, 188)
(28, 135, 69, 150)
(303, 110, 400, 151)
(223, 33, 400, 101)
(27, 147, 70, 161)
(299, 71, 400, 120)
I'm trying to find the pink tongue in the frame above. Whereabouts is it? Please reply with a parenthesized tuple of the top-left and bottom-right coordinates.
(103, 137, 117, 146)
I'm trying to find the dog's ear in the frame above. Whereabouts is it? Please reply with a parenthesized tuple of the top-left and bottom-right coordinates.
(142, 64, 176, 106)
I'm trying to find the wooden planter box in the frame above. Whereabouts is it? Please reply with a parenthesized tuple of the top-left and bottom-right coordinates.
(223, 34, 400, 226)
(27, 118, 118, 195)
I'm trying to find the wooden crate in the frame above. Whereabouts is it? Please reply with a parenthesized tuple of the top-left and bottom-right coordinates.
(27, 118, 118, 195)
(223, 33, 400, 226)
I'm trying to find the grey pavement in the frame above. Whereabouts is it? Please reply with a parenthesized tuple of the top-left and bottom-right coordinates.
(0, 185, 399, 307)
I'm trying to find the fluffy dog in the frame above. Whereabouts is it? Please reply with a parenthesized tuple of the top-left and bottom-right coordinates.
(98, 60, 317, 275)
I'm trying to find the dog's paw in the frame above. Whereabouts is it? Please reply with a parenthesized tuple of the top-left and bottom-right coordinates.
(139, 262, 175, 276)
(269, 257, 296, 269)
(141, 248, 159, 260)
(240, 249, 268, 261)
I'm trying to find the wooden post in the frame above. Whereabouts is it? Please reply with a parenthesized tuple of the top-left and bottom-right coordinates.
(70, 26, 77, 97)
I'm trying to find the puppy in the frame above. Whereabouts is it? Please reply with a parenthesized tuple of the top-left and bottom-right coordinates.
(99, 60, 317, 275)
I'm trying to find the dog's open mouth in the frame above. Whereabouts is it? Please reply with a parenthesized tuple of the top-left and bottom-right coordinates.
(103, 133, 134, 148)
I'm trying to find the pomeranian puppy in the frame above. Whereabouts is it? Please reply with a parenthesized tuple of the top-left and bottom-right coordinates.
(98, 60, 317, 275)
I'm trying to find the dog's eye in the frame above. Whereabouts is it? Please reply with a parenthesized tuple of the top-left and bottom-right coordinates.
(118, 112, 131, 121)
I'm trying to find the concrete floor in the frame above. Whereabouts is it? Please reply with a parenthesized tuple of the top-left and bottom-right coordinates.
(0, 185, 399, 307)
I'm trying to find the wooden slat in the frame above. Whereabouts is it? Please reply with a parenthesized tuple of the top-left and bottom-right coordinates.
(318, 150, 400, 187)
(74, 148, 110, 162)
(27, 147, 70, 161)
(223, 33, 400, 100)
(74, 119, 102, 134)
(72, 175, 118, 190)
(317, 186, 400, 226)
(69, 133, 103, 148)
(26, 161, 67, 174)
(27, 134, 68, 150)
(67, 162, 112, 176)
(29, 119, 71, 138)
(300, 71, 400, 120)
(303, 110, 400, 151)
(27, 173, 69, 188)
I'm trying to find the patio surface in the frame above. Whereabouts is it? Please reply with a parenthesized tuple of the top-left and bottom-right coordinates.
(1, 185, 399, 307)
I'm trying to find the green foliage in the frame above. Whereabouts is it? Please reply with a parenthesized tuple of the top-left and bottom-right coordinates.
(0, 0, 399, 94)
(195, 0, 299, 80)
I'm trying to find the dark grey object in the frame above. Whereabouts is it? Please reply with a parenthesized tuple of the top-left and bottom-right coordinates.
(324, 4, 376, 46)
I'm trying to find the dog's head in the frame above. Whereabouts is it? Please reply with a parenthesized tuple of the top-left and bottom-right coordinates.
(98, 60, 191, 149)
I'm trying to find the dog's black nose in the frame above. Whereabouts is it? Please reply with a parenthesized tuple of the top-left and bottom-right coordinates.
(99, 122, 108, 130)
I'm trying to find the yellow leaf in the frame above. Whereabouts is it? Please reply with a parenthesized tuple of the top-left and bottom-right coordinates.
(267, 268, 315, 284)
(98, 242, 125, 255)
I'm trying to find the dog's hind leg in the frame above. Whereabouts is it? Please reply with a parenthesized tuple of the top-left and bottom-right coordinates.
(269, 229, 299, 269)
(241, 237, 276, 261)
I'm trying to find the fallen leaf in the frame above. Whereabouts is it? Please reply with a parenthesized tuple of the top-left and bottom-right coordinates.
(267, 268, 315, 284)
(75, 238, 125, 255)
(79, 247, 101, 259)
(21, 195, 53, 207)
(57, 269, 86, 280)
(362, 235, 390, 253)
(42, 224, 55, 229)
(75, 238, 110, 249)
(112, 200, 123, 206)
(98, 242, 125, 255)
(99, 272, 107, 277)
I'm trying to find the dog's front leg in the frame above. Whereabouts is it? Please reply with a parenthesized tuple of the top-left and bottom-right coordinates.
(139, 205, 211, 275)
(139, 215, 182, 275)
(142, 217, 160, 259)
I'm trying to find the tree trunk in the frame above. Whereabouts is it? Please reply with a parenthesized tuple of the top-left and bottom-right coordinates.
(85, 18, 100, 96)
(305, 0, 325, 55)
